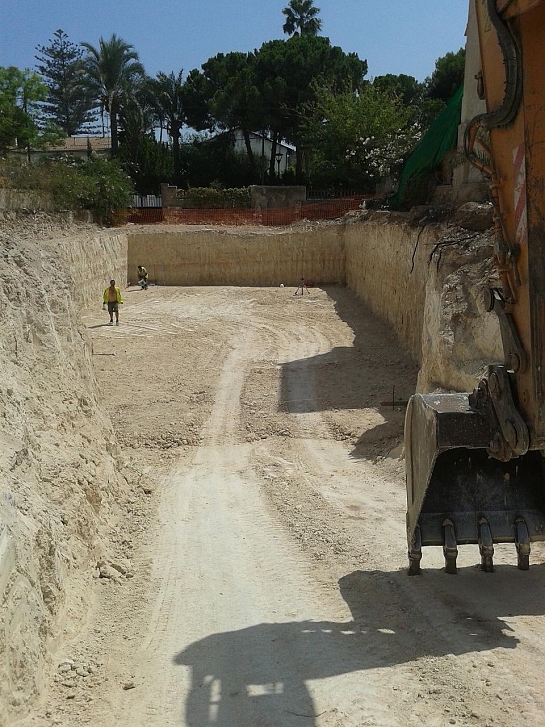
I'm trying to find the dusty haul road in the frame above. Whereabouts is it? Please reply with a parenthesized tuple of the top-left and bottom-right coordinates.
(25, 284, 545, 727)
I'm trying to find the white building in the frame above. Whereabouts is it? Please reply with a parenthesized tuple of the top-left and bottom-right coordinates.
(232, 130, 295, 174)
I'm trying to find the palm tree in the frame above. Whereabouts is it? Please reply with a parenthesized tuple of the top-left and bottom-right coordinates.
(148, 70, 186, 183)
(282, 0, 322, 36)
(81, 34, 144, 156)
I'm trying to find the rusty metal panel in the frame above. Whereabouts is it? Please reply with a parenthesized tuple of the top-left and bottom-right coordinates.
(497, 0, 543, 20)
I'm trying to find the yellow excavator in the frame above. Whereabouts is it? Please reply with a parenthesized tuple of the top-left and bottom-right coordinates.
(405, 0, 545, 574)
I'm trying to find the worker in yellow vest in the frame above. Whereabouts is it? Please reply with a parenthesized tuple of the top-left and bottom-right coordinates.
(102, 280, 123, 325)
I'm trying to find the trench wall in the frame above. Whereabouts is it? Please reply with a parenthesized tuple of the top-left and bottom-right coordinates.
(127, 217, 498, 387)
(127, 227, 345, 287)
(60, 227, 128, 309)
(0, 219, 130, 725)
(342, 215, 444, 362)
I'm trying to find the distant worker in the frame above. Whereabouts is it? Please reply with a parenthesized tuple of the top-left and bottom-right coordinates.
(137, 265, 148, 290)
(294, 276, 310, 296)
(102, 279, 123, 326)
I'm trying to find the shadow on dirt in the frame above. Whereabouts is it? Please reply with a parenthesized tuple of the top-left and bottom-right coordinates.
(279, 286, 417, 460)
(173, 564, 540, 725)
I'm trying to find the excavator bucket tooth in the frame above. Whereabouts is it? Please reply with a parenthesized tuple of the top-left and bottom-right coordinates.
(478, 517, 494, 572)
(407, 525, 422, 576)
(443, 518, 458, 574)
(405, 393, 545, 572)
(515, 518, 531, 570)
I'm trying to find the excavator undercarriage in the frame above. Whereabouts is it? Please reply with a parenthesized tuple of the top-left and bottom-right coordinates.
(405, 0, 545, 573)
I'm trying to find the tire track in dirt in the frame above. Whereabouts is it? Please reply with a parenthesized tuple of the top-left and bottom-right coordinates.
(25, 286, 545, 727)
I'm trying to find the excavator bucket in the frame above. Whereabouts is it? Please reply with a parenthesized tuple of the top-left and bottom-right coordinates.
(405, 392, 545, 574)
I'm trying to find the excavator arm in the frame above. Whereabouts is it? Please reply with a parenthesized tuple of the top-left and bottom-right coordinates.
(405, 0, 545, 574)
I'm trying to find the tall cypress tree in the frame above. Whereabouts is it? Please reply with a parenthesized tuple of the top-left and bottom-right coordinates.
(35, 29, 97, 136)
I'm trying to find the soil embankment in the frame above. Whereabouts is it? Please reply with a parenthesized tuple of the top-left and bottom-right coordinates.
(0, 216, 136, 724)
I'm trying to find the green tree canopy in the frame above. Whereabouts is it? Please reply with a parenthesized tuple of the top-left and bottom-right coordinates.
(35, 29, 96, 136)
(372, 74, 423, 109)
(372, 72, 445, 133)
(255, 35, 367, 178)
(0, 66, 64, 154)
(300, 83, 415, 190)
(196, 52, 265, 173)
(425, 47, 465, 102)
(183, 68, 216, 132)
(282, 0, 322, 36)
(147, 70, 187, 182)
(81, 34, 145, 156)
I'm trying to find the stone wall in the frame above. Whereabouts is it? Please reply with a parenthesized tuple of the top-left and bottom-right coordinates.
(0, 189, 51, 211)
(249, 185, 307, 209)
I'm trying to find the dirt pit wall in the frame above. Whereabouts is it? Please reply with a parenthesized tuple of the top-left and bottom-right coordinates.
(127, 225, 346, 287)
(127, 215, 445, 366)
(127, 214, 500, 393)
(0, 216, 132, 724)
(343, 217, 501, 391)
(417, 230, 501, 392)
(342, 213, 445, 362)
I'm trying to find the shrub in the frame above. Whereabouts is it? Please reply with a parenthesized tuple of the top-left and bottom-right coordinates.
(0, 155, 134, 223)
(178, 186, 251, 209)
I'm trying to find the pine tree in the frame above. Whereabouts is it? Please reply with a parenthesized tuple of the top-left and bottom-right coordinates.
(35, 29, 97, 136)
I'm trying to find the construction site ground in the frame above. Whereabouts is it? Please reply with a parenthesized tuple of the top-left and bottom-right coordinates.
(22, 282, 545, 727)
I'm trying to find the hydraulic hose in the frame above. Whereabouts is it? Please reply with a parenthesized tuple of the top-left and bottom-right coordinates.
(464, 0, 522, 148)
(463, 0, 523, 303)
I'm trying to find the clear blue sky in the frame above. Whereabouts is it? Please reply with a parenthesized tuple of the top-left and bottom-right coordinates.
(1, 1, 468, 83)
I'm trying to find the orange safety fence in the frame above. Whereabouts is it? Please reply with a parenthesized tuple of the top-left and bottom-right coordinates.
(125, 195, 383, 227)
(126, 208, 164, 224)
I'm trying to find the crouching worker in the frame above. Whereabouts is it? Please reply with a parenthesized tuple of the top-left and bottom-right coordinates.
(103, 279, 123, 325)
(137, 265, 148, 289)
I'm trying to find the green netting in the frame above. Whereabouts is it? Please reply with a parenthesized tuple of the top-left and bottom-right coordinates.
(387, 85, 463, 208)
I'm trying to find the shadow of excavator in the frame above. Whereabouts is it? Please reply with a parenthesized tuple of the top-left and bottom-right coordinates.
(173, 565, 545, 725)
(279, 286, 417, 461)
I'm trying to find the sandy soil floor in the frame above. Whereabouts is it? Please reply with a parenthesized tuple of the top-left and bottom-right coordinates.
(21, 284, 545, 727)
